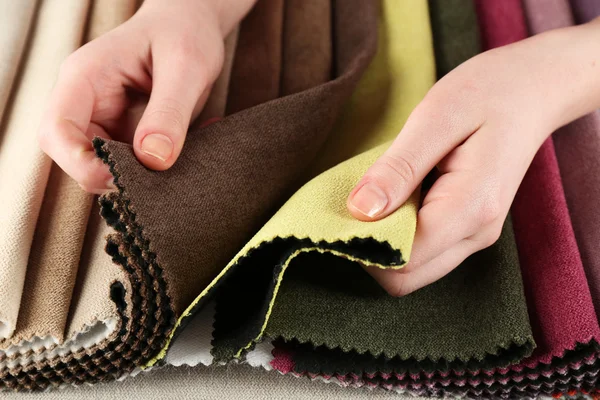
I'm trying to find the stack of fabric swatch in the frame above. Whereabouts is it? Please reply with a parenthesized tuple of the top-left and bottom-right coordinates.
(1, 0, 600, 398)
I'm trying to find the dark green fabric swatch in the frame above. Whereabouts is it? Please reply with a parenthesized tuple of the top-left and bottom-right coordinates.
(265, 217, 534, 372)
(428, 0, 481, 77)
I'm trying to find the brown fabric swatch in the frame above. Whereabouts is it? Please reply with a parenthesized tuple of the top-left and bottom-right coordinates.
(95, 0, 377, 318)
(225, 0, 284, 113)
(280, 0, 332, 95)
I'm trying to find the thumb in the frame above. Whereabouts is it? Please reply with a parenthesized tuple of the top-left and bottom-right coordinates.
(134, 49, 211, 170)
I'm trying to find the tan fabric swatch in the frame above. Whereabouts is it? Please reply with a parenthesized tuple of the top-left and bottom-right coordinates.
(0, 0, 37, 126)
(226, 0, 284, 113)
(0, 0, 90, 340)
(280, 0, 332, 95)
(198, 26, 240, 121)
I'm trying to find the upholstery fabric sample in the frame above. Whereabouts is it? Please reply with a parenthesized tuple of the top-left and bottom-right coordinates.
(0, 0, 90, 340)
(0, 0, 37, 126)
(569, 0, 600, 23)
(225, 0, 284, 114)
(428, 0, 481, 77)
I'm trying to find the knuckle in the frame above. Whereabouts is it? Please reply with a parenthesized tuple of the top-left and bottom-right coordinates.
(473, 192, 502, 229)
(378, 150, 419, 186)
(478, 226, 503, 249)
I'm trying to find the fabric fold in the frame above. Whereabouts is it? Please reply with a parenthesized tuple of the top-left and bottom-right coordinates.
(0, 0, 90, 340)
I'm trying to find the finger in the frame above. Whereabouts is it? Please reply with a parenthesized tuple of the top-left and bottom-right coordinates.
(367, 238, 480, 297)
(133, 42, 212, 170)
(347, 85, 486, 221)
(38, 64, 115, 192)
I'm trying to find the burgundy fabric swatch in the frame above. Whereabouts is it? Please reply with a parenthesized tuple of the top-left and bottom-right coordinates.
(473, 0, 528, 48)
(570, 0, 600, 23)
(524, 0, 600, 336)
(562, 0, 600, 322)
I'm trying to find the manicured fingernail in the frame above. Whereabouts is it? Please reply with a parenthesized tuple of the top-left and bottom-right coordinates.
(141, 133, 173, 161)
(350, 183, 388, 218)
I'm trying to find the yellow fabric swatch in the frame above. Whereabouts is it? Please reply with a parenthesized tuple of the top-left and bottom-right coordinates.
(149, 0, 435, 366)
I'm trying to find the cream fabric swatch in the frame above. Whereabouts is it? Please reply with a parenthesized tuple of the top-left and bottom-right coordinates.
(0, 0, 37, 126)
(0, 0, 90, 340)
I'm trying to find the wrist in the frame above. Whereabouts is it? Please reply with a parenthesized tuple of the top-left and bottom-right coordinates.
(141, 0, 256, 37)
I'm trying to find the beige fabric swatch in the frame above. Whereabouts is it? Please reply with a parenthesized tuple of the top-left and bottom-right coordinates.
(0, 0, 37, 126)
(198, 26, 240, 121)
(0, 0, 90, 340)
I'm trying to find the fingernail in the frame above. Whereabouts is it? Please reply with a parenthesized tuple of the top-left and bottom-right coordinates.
(141, 133, 173, 161)
(350, 183, 388, 218)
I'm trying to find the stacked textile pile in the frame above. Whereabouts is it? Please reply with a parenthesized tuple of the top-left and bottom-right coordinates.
(0, 0, 599, 399)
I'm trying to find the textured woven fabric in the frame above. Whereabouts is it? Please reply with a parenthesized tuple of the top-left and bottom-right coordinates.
(569, 0, 600, 23)
(0, 0, 90, 340)
(225, 0, 284, 114)
(0, 0, 36, 126)
(428, 0, 481, 77)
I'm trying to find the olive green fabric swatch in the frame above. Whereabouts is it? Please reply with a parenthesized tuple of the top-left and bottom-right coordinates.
(277, 219, 534, 373)
(428, 0, 481, 77)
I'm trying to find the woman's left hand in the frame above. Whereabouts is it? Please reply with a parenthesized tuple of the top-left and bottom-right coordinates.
(347, 20, 600, 296)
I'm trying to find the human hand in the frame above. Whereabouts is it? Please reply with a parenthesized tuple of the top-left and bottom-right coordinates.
(38, 0, 255, 193)
(347, 20, 600, 296)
